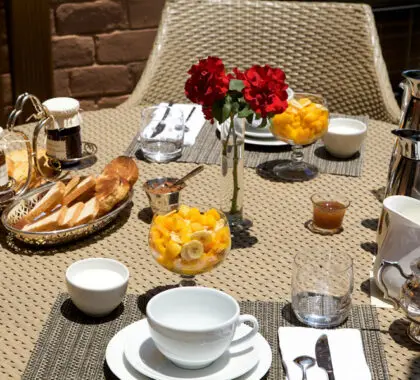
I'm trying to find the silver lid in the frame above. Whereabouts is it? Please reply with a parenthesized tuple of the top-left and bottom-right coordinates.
(43, 97, 80, 118)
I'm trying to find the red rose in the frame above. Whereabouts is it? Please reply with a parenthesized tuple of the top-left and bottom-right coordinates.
(240, 65, 288, 118)
(185, 56, 231, 121)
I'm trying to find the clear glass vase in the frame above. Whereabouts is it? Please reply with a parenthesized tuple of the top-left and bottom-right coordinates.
(219, 116, 251, 231)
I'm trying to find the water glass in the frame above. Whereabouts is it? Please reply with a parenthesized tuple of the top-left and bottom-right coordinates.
(139, 106, 184, 163)
(291, 250, 353, 328)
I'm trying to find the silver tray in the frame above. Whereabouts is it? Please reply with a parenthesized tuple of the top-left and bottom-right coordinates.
(1, 182, 133, 246)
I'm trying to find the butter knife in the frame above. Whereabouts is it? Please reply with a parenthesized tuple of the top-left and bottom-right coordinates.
(150, 101, 173, 138)
(315, 334, 335, 380)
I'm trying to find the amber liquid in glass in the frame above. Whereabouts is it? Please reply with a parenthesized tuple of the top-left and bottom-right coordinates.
(313, 201, 346, 230)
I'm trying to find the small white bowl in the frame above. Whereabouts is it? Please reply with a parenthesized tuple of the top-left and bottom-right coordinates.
(66, 258, 129, 317)
(322, 118, 367, 158)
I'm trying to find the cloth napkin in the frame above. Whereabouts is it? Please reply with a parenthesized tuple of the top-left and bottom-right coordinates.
(278, 327, 371, 380)
(142, 103, 206, 146)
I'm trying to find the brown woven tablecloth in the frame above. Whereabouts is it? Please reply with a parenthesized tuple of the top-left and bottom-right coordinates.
(22, 294, 388, 380)
(0, 107, 418, 379)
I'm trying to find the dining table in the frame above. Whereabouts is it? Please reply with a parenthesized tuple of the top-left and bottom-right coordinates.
(0, 105, 419, 380)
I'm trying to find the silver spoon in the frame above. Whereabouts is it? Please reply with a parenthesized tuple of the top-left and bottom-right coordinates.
(293, 355, 315, 380)
(155, 165, 204, 190)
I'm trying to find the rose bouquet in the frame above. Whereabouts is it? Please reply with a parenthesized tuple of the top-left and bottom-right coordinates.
(185, 56, 288, 228)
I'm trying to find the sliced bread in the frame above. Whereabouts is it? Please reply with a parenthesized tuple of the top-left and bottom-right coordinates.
(64, 176, 81, 197)
(25, 181, 65, 222)
(58, 202, 84, 228)
(74, 197, 99, 226)
(63, 176, 96, 206)
(23, 207, 65, 232)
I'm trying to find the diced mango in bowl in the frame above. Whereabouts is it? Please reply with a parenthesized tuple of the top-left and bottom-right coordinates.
(149, 205, 231, 275)
(271, 98, 329, 145)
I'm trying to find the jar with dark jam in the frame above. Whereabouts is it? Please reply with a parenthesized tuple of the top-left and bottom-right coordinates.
(43, 97, 83, 165)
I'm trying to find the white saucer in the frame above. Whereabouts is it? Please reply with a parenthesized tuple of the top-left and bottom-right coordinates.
(124, 320, 259, 380)
(106, 319, 272, 380)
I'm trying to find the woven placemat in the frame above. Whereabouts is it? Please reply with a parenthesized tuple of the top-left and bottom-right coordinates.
(125, 114, 367, 177)
(22, 293, 388, 380)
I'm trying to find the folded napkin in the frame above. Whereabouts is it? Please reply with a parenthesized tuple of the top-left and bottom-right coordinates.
(278, 327, 371, 380)
(143, 103, 205, 146)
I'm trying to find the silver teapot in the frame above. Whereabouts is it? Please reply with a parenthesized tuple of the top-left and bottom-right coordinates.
(385, 70, 420, 198)
(378, 259, 420, 344)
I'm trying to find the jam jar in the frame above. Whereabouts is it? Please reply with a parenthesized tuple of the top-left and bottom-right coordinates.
(43, 97, 83, 164)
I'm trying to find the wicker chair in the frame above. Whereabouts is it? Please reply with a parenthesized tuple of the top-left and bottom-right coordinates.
(124, 0, 400, 123)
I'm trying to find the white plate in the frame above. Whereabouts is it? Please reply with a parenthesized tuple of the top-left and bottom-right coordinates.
(106, 319, 272, 380)
(245, 136, 287, 146)
(216, 123, 287, 147)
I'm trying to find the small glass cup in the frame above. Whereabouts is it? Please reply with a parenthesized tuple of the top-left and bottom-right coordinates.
(291, 250, 353, 328)
(139, 106, 184, 163)
(309, 193, 350, 234)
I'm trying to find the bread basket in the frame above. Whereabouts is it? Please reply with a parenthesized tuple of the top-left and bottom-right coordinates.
(1, 180, 133, 246)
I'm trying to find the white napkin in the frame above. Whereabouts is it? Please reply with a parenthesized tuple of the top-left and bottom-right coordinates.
(278, 327, 371, 380)
(142, 103, 205, 146)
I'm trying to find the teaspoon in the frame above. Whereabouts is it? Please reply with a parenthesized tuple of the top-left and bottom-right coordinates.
(293, 355, 315, 380)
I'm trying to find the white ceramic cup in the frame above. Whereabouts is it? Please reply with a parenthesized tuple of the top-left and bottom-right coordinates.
(146, 286, 259, 369)
(66, 258, 129, 317)
(322, 117, 367, 158)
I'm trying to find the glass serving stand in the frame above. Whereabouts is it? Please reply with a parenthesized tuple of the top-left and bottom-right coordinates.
(148, 205, 231, 286)
(269, 93, 329, 181)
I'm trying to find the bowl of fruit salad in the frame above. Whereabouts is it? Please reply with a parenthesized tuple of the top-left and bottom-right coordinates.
(269, 93, 329, 181)
(149, 205, 231, 286)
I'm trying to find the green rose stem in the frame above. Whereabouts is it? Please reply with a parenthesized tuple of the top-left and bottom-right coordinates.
(222, 113, 240, 215)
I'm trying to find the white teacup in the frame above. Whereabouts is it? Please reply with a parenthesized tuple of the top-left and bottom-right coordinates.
(66, 258, 129, 317)
(146, 287, 259, 369)
(322, 117, 367, 158)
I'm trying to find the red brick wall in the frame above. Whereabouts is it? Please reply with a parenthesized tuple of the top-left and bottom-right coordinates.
(0, 0, 12, 121)
(51, 0, 165, 110)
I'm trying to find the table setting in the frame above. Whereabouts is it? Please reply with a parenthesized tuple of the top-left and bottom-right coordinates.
(1, 60, 420, 380)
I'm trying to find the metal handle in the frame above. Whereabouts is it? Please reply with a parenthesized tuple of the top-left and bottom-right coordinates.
(7, 92, 65, 182)
(377, 260, 411, 309)
(172, 165, 204, 187)
(326, 371, 335, 380)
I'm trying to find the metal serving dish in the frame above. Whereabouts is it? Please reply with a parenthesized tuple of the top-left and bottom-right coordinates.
(1, 180, 133, 246)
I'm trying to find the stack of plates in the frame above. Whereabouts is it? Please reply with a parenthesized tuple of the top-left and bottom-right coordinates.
(244, 120, 287, 147)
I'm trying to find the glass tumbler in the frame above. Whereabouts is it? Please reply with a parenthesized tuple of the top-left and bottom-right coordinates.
(139, 106, 184, 163)
(291, 250, 353, 328)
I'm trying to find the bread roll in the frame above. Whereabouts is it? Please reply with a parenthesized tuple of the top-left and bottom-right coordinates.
(102, 156, 139, 188)
(96, 175, 130, 216)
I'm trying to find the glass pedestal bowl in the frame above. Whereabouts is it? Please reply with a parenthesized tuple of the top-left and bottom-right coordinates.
(270, 93, 329, 181)
(149, 205, 231, 286)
